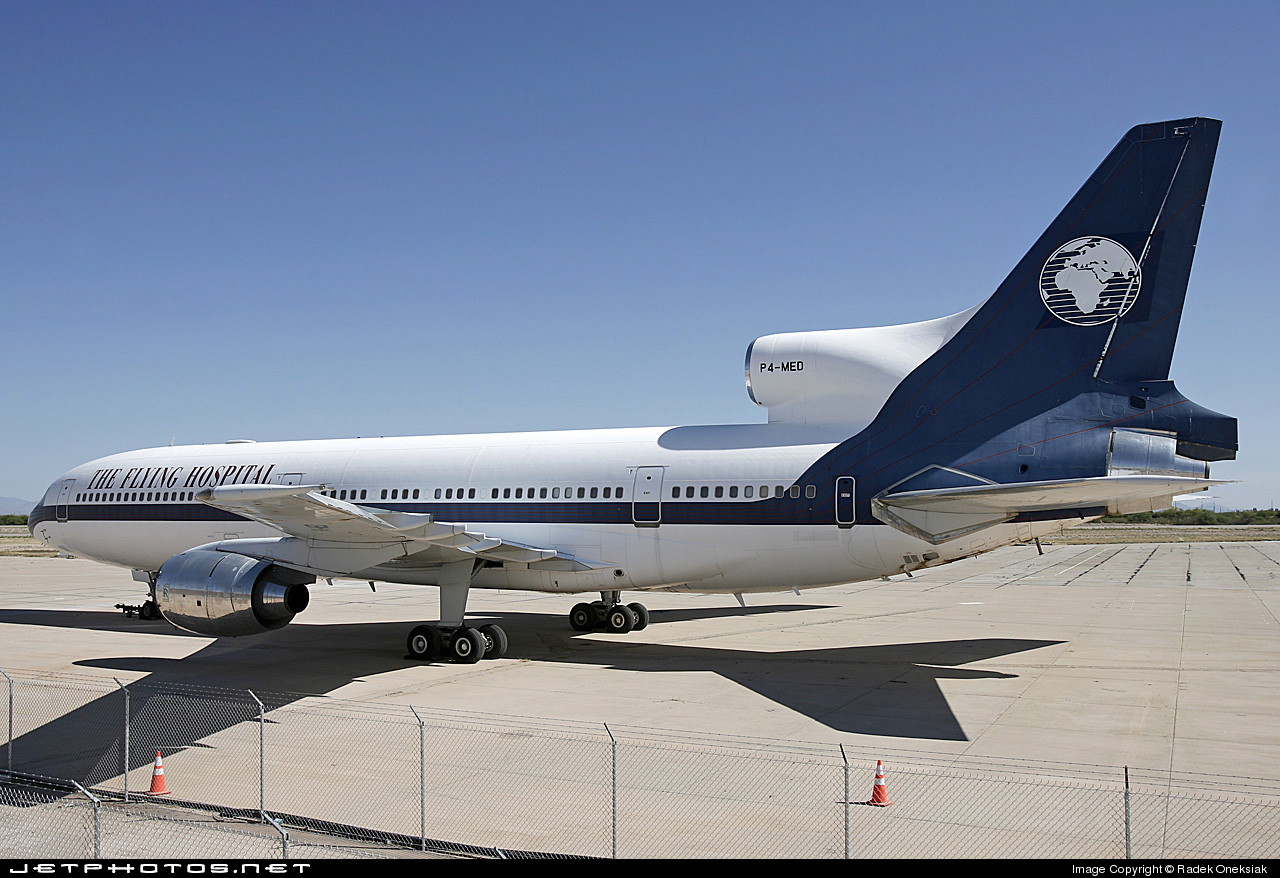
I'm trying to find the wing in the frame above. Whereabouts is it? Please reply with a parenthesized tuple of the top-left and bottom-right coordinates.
(871, 475, 1229, 544)
(195, 484, 613, 575)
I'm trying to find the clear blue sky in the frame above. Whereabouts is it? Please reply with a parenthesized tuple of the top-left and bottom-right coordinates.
(3, 1, 1278, 509)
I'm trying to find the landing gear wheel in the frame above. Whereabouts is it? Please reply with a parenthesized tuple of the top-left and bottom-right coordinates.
(606, 604, 637, 634)
(452, 627, 485, 664)
(407, 625, 443, 661)
(569, 603, 596, 631)
(478, 624, 508, 659)
(627, 602, 649, 631)
(139, 601, 159, 621)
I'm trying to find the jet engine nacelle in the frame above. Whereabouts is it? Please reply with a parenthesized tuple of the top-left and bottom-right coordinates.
(155, 548, 313, 637)
(744, 308, 975, 428)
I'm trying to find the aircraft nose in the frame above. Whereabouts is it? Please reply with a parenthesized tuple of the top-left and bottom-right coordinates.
(28, 499, 42, 539)
(28, 480, 58, 542)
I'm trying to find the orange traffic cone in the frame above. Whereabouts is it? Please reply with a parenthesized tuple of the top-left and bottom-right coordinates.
(147, 750, 171, 796)
(865, 760, 892, 806)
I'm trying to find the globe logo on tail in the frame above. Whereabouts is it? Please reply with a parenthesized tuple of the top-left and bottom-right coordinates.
(1039, 236, 1141, 325)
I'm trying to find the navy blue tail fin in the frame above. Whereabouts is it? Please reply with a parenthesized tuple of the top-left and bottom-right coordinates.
(1035, 117, 1219, 383)
(956, 117, 1220, 388)
(804, 118, 1236, 514)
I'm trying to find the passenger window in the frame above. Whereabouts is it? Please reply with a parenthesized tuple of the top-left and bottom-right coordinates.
(685, 486, 694, 499)
(603, 487, 611, 499)
(729, 486, 738, 498)
(744, 486, 753, 498)
(700, 486, 709, 498)
(672, 486, 680, 499)
(435, 489, 442, 499)
(515, 488, 523, 499)
(590, 487, 598, 499)
(413, 489, 420, 499)
(360, 490, 367, 500)
(468, 488, 475, 499)
(616, 487, 624, 498)
(805, 485, 816, 499)
(552, 487, 560, 499)
(503, 488, 511, 499)
(539, 487, 547, 499)
(789, 485, 800, 499)
(491, 488, 499, 499)
(381, 489, 388, 499)
(714, 486, 723, 498)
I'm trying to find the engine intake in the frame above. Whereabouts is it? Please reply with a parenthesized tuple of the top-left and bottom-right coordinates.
(156, 549, 313, 637)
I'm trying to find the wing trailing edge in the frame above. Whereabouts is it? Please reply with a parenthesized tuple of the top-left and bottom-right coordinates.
(196, 484, 613, 575)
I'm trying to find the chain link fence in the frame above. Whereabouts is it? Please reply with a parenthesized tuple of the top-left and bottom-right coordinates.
(2, 668, 1277, 859)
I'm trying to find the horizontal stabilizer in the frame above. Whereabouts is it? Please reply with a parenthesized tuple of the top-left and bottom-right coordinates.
(872, 475, 1229, 544)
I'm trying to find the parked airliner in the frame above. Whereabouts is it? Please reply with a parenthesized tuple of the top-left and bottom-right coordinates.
(29, 118, 1237, 663)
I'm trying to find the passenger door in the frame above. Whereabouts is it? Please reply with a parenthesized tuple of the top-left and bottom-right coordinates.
(631, 467, 665, 527)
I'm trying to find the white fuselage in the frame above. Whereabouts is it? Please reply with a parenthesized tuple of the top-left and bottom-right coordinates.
(32, 421, 1054, 597)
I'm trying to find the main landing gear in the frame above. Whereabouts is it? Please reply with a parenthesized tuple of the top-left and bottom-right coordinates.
(570, 592, 650, 634)
(406, 623, 507, 663)
(405, 559, 508, 664)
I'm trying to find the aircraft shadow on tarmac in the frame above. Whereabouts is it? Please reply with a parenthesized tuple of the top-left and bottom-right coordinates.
(0, 608, 1061, 789)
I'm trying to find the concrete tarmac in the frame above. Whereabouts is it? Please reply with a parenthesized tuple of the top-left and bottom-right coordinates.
(1, 540, 1278, 781)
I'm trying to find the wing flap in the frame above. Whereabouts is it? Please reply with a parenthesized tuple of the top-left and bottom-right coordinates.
(197, 483, 611, 575)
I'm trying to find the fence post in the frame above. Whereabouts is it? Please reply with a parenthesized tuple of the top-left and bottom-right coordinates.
(1124, 765, 1132, 859)
(248, 690, 265, 821)
(410, 706, 426, 852)
(0, 669, 11, 778)
(72, 781, 101, 859)
(840, 744, 850, 859)
(114, 679, 130, 802)
(605, 723, 617, 859)
(264, 812, 289, 859)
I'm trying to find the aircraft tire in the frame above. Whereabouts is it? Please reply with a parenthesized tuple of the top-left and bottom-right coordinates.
(140, 601, 158, 621)
(452, 627, 485, 664)
(606, 604, 636, 634)
(407, 625, 443, 661)
(627, 603, 649, 631)
(569, 603, 596, 631)
(479, 624, 508, 659)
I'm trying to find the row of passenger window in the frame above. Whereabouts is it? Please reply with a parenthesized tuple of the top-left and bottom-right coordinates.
(320, 486, 629, 502)
(323, 484, 816, 503)
(490, 486, 625, 500)
(75, 492, 197, 503)
(73, 484, 815, 507)
(672, 484, 817, 500)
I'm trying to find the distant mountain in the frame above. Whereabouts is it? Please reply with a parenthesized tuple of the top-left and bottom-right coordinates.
(0, 496, 36, 515)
